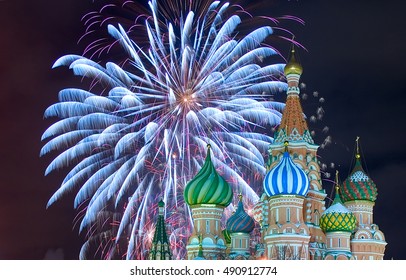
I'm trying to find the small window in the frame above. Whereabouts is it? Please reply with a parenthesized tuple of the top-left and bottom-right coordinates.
(275, 209, 279, 223)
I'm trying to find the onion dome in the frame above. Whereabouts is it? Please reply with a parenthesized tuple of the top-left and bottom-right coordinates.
(263, 142, 309, 197)
(284, 48, 303, 76)
(226, 194, 255, 233)
(340, 138, 377, 202)
(320, 172, 356, 233)
(184, 144, 233, 206)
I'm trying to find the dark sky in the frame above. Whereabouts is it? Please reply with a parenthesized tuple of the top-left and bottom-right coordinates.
(0, 0, 405, 260)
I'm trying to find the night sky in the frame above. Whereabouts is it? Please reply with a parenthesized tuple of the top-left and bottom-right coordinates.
(0, 0, 405, 260)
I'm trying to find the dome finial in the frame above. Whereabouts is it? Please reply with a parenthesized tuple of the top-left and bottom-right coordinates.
(284, 140, 289, 152)
(335, 170, 340, 193)
(284, 43, 303, 76)
(331, 170, 344, 206)
(355, 136, 360, 159)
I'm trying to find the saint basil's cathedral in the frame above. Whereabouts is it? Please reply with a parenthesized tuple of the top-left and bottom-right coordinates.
(148, 48, 387, 260)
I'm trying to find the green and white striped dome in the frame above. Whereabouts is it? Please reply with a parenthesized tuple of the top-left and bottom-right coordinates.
(184, 144, 233, 206)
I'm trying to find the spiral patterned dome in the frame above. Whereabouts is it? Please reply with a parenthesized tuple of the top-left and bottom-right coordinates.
(340, 155, 378, 202)
(184, 144, 233, 206)
(264, 151, 309, 197)
(320, 188, 356, 233)
(226, 196, 255, 233)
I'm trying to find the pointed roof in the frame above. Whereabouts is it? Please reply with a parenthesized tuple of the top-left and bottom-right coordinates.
(275, 95, 312, 143)
(149, 200, 172, 260)
(274, 48, 314, 144)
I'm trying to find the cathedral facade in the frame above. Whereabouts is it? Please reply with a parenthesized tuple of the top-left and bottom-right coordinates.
(149, 49, 387, 260)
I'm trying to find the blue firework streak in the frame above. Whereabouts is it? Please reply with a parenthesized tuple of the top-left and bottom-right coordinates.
(41, 0, 292, 259)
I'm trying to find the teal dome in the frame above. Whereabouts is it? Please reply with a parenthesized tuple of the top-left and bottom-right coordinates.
(226, 196, 255, 233)
(184, 144, 233, 206)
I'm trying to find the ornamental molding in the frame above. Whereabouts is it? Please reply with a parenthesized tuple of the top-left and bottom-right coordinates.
(274, 128, 315, 144)
(287, 86, 300, 93)
(350, 239, 387, 245)
(268, 196, 305, 206)
(345, 202, 374, 212)
(306, 189, 327, 200)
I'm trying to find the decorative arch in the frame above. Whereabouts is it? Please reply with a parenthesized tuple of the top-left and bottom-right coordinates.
(190, 237, 199, 245)
(202, 237, 214, 245)
(354, 229, 372, 240)
(373, 231, 385, 241)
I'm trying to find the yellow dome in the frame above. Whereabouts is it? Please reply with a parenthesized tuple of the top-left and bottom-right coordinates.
(320, 173, 356, 233)
(284, 48, 303, 76)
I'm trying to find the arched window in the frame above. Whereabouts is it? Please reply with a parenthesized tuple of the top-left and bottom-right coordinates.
(314, 210, 320, 226)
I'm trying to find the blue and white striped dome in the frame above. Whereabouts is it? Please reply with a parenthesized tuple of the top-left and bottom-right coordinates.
(264, 152, 309, 197)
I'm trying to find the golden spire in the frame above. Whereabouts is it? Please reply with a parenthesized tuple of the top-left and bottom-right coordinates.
(335, 170, 340, 193)
(355, 136, 360, 159)
(331, 170, 343, 206)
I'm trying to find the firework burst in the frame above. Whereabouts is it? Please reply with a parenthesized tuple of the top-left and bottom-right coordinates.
(42, 0, 297, 259)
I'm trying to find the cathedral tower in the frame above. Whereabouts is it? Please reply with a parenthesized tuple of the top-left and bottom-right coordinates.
(320, 171, 356, 260)
(226, 194, 255, 259)
(341, 138, 387, 259)
(266, 47, 326, 258)
(263, 142, 311, 260)
(184, 144, 233, 259)
(149, 200, 172, 260)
